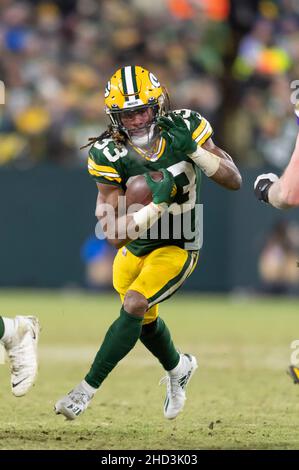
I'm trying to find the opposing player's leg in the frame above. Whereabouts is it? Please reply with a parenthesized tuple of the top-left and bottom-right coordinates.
(0, 315, 39, 396)
(55, 249, 146, 420)
(115, 245, 199, 419)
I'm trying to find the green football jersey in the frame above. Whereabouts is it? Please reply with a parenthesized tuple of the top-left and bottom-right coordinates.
(88, 109, 213, 256)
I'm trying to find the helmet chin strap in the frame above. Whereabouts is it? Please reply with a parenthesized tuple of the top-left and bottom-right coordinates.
(128, 123, 157, 147)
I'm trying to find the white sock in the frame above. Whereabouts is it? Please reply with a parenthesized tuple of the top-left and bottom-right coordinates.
(80, 379, 97, 396)
(168, 354, 183, 375)
(1, 317, 17, 344)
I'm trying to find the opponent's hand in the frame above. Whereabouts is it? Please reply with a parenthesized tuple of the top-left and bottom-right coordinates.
(157, 112, 197, 155)
(144, 168, 177, 205)
(254, 173, 279, 203)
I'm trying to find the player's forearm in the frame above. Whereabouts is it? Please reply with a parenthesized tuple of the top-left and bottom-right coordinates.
(190, 145, 242, 190)
(96, 207, 135, 248)
(256, 141, 299, 209)
(102, 203, 167, 249)
(268, 178, 299, 209)
(210, 158, 242, 190)
(102, 214, 135, 249)
(277, 139, 299, 207)
(267, 180, 291, 209)
(207, 147, 242, 190)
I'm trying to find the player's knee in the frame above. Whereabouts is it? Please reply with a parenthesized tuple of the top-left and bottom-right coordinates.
(124, 290, 148, 317)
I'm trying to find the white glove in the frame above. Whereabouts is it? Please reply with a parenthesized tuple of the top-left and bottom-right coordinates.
(254, 173, 279, 190)
(254, 173, 279, 203)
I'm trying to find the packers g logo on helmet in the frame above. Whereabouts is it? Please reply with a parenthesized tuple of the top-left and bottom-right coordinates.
(104, 65, 169, 132)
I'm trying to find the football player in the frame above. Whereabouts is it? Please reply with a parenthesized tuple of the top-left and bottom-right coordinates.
(254, 104, 299, 209)
(0, 315, 39, 396)
(254, 145, 299, 209)
(55, 65, 242, 420)
(254, 105, 299, 384)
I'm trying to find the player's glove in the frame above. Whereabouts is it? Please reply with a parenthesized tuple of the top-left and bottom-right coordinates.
(144, 168, 177, 205)
(254, 173, 279, 203)
(157, 112, 197, 155)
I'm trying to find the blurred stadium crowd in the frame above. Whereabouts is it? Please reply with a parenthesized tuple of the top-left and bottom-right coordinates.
(0, 0, 299, 169)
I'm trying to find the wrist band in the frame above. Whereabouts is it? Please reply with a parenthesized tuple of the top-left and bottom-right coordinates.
(260, 182, 273, 203)
(189, 146, 221, 176)
(133, 202, 166, 234)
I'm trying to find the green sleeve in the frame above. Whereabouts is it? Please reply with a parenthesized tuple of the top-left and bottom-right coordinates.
(173, 109, 214, 146)
(87, 139, 124, 188)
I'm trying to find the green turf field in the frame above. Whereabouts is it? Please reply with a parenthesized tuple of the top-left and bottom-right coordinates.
(0, 290, 298, 450)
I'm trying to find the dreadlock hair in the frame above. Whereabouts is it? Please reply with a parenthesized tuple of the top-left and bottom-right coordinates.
(80, 124, 127, 150)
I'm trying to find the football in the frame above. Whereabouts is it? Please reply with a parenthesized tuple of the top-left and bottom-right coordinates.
(125, 171, 163, 207)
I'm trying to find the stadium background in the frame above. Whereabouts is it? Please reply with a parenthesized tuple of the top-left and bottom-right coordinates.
(0, 0, 299, 451)
(1, 0, 299, 293)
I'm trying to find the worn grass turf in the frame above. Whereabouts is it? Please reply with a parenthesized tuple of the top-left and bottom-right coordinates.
(0, 290, 298, 450)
